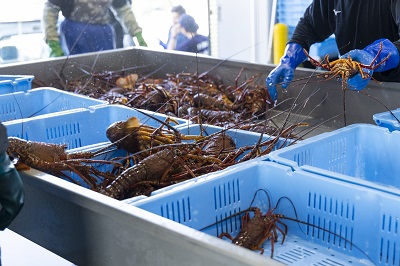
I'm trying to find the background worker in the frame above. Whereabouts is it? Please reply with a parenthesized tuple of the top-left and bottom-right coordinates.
(266, 0, 400, 104)
(110, 1, 134, 49)
(167, 14, 209, 54)
(43, 0, 147, 57)
(160, 5, 188, 49)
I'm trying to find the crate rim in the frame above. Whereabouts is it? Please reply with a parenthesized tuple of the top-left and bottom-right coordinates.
(268, 123, 400, 197)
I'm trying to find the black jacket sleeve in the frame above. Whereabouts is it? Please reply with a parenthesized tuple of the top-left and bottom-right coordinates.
(289, 0, 334, 52)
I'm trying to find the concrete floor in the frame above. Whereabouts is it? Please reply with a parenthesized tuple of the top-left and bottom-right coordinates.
(0, 229, 74, 266)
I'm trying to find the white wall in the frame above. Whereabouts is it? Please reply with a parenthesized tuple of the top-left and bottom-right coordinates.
(212, 0, 272, 64)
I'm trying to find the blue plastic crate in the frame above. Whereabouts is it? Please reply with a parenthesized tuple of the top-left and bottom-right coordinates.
(4, 104, 188, 150)
(277, 0, 312, 27)
(268, 123, 400, 194)
(0, 75, 34, 93)
(135, 161, 395, 265)
(65, 123, 292, 190)
(373, 108, 400, 132)
(309, 36, 339, 59)
(0, 87, 107, 122)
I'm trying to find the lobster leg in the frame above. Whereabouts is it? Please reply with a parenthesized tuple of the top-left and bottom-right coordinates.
(219, 232, 234, 241)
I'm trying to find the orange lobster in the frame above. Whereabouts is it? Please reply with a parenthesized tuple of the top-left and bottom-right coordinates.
(303, 41, 390, 90)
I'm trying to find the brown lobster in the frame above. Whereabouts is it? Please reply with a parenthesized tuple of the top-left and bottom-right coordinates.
(204, 190, 373, 263)
(219, 206, 287, 257)
(106, 116, 204, 154)
(99, 142, 227, 200)
(7, 137, 121, 189)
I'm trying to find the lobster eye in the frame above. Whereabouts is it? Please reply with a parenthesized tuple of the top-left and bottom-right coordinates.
(174, 149, 181, 156)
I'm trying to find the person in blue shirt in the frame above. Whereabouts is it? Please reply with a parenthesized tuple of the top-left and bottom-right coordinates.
(168, 14, 209, 54)
(159, 5, 188, 49)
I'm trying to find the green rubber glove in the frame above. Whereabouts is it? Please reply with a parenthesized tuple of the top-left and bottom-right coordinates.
(135, 32, 147, 47)
(47, 40, 65, 57)
(0, 124, 24, 230)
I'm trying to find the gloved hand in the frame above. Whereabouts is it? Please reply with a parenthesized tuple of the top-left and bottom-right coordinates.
(135, 32, 147, 47)
(0, 124, 24, 230)
(266, 42, 307, 104)
(341, 38, 399, 90)
(158, 39, 167, 49)
(47, 40, 65, 57)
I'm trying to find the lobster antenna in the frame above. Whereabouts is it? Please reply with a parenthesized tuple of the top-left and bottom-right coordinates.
(249, 188, 272, 210)
(357, 90, 400, 124)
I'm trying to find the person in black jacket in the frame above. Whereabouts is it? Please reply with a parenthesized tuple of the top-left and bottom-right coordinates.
(43, 0, 146, 56)
(0, 123, 24, 265)
(0, 123, 24, 231)
(266, 0, 400, 103)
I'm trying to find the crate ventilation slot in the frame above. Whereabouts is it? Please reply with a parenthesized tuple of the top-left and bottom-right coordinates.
(213, 178, 240, 210)
(274, 247, 314, 264)
(46, 122, 82, 148)
(306, 192, 354, 249)
(160, 197, 191, 224)
(328, 138, 347, 174)
(212, 178, 242, 236)
(379, 214, 400, 265)
(214, 209, 242, 237)
(1, 102, 16, 116)
(293, 149, 311, 166)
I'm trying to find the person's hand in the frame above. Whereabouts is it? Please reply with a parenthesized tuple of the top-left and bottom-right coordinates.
(170, 23, 181, 38)
(158, 39, 167, 49)
(266, 42, 307, 105)
(341, 38, 399, 90)
(135, 32, 147, 47)
(0, 125, 24, 230)
(47, 40, 64, 57)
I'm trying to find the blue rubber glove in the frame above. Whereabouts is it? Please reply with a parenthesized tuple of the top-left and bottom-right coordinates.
(266, 43, 307, 104)
(341, 38, 399, 90)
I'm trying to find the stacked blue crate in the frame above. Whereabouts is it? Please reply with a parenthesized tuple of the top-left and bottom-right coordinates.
(4, 104, 188, 149)
(277, 0, 312, 33)
(0, 87, 107, 122)
(277, 0, 339, 59)
(0, 75, 34, 94)
(373, 108, 400, 132)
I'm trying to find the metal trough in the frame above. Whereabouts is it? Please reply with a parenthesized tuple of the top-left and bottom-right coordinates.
(1, 47, 399, 129)
(1, 47, 400, 265)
